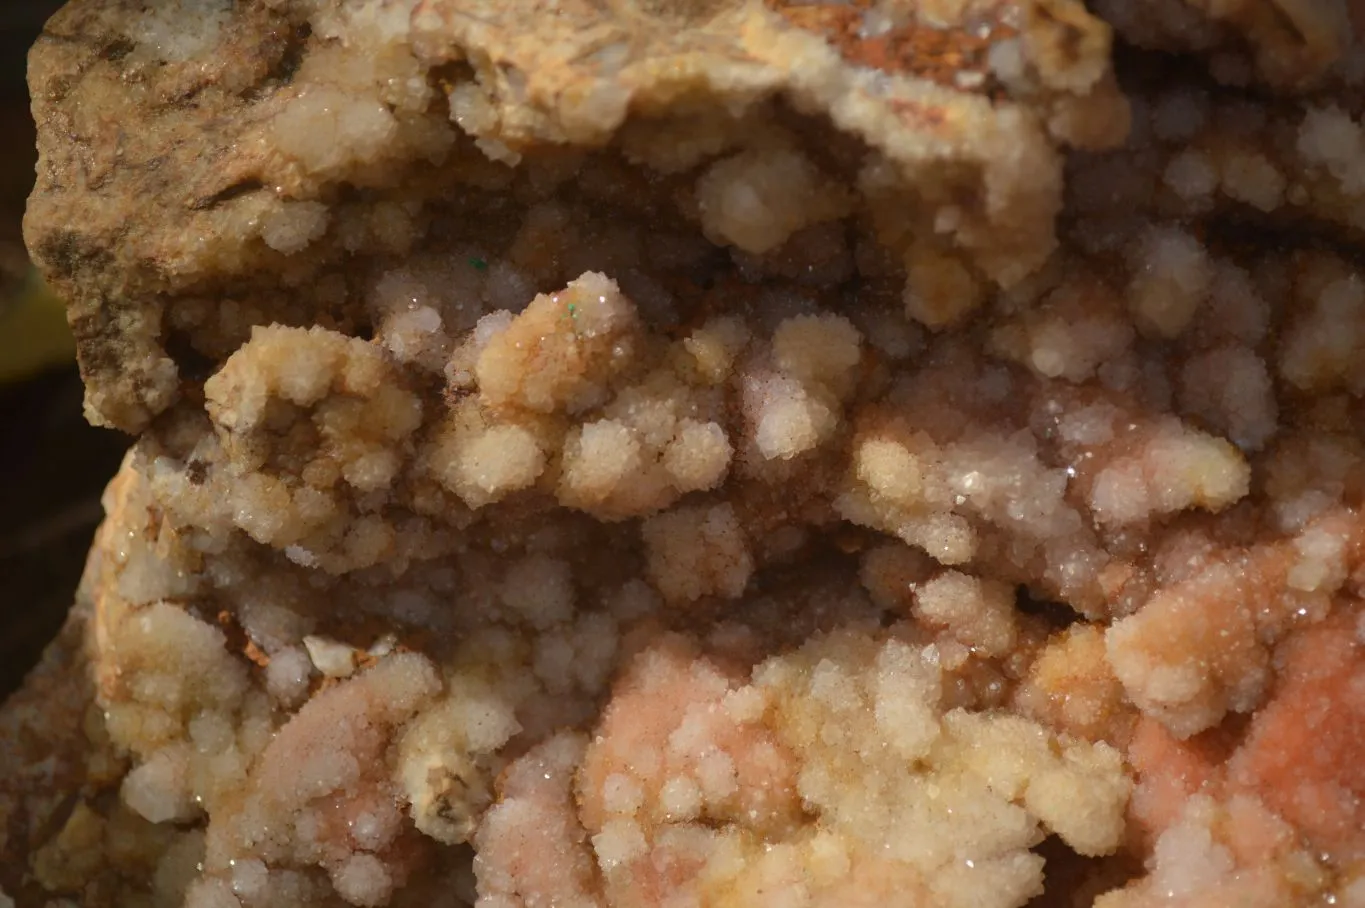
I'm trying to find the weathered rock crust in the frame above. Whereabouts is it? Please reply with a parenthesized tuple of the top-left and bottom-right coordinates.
(26, 0, 1131, 432)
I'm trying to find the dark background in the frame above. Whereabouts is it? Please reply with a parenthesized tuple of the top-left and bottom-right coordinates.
(0, 2, 129, 700)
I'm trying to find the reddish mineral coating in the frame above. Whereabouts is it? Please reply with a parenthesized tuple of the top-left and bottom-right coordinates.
(1229, 613, 1365, 862)
(4, 0, 1365, 907)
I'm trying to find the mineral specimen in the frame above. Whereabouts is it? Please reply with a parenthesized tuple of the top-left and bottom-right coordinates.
(6, 0, 1365, 906)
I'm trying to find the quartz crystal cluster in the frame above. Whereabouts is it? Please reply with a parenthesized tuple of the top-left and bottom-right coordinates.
(4, 0, 1365, 906)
